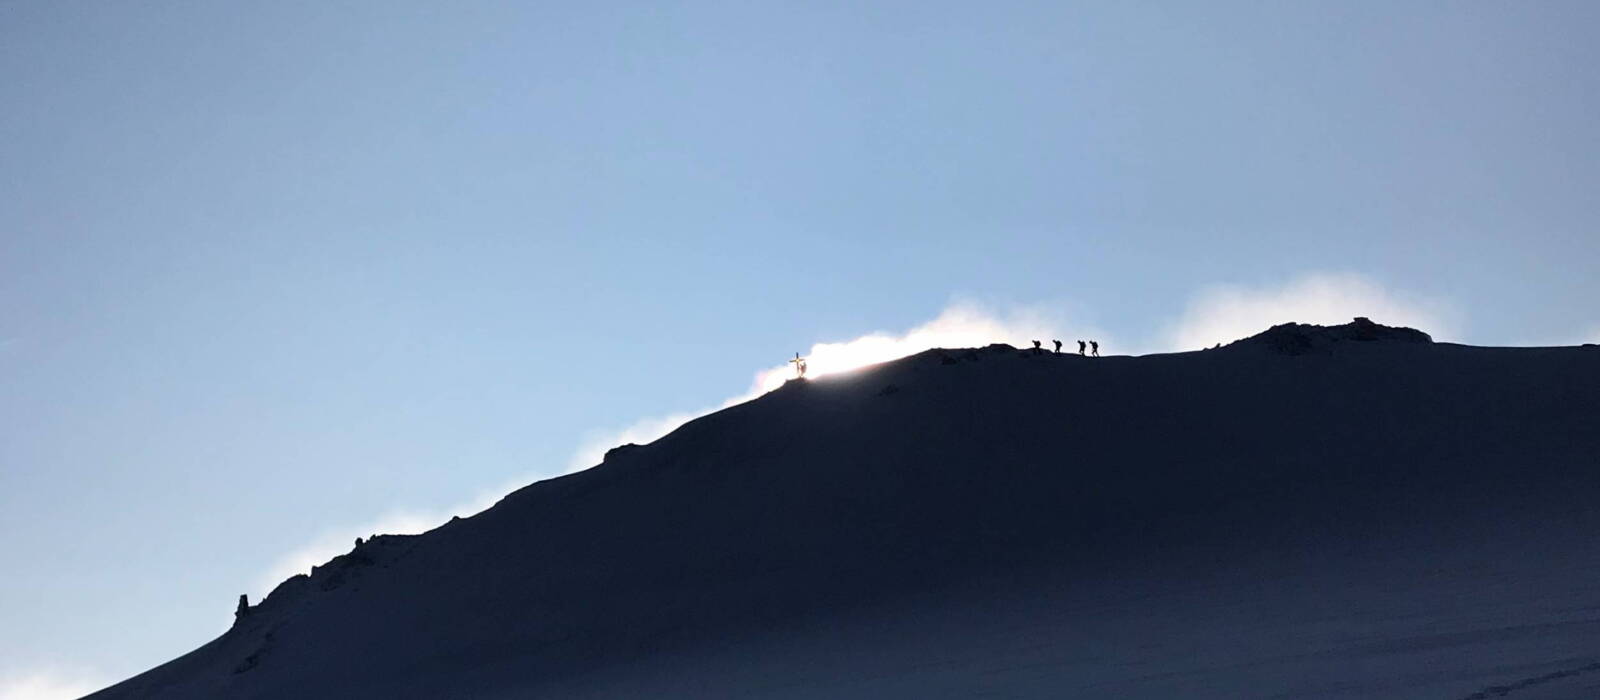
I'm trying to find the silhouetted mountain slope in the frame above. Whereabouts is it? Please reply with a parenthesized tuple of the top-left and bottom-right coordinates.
(88, 320, 1600, 699)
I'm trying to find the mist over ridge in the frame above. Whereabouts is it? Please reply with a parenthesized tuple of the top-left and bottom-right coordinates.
(88, 318, 1600, 700)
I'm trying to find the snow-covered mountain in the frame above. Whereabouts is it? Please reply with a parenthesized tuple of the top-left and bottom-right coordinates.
(87, 319, 1600, 699)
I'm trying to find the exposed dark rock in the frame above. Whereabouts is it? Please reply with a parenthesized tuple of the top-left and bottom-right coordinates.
(233, 594, 251, 624)
(1238, 317, 1432, 355)
(604, 443, 641, 462)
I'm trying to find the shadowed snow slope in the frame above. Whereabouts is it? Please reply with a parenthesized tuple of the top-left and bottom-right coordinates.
(88, 320, 1600, 699)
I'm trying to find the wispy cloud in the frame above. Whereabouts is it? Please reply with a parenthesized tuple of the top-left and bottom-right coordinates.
(253, 474, 533, 597)
(256, 511, 445, 596)
(566, 301, 1107, 472)
(253, 279, 1456, 599)
(0, 669, 105, 700)
(255, 301, 1107, 597)
(567, 411, 703, 474)
(1162, 272, 1457, 352)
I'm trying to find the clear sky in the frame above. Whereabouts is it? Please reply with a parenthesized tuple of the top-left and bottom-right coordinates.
(3, 2, 1598, 696)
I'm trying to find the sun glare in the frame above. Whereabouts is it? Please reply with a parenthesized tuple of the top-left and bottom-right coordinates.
(748, 305, 1061, 394)
(569, 303, 1081, 473)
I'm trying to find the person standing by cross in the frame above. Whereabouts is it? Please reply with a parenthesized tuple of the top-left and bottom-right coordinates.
(789, 352, 807, 379)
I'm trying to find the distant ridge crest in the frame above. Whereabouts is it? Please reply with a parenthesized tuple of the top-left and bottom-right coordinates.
(1236, 317, 1433, 355)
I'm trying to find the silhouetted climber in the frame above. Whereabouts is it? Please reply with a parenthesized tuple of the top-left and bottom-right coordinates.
(1091, 340, 1100, 357)
(1032, 340, 1042, 355)
(1053, 339, 1062, 354)
(1077, 340, 1086, 356)
(789, 353, 808, 379)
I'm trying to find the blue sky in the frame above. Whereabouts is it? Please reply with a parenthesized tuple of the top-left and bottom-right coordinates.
(3, 2, 1598, 696)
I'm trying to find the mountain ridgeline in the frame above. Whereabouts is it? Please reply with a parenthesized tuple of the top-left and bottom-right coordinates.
(90, 319, 1600, 699)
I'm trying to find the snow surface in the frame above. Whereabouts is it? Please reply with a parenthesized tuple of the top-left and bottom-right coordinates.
(86, 321, 1600, 699)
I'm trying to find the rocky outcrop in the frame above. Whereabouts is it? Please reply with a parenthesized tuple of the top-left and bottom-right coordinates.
(1236, 317, 1433, 355)
(233, 594, 251, 624)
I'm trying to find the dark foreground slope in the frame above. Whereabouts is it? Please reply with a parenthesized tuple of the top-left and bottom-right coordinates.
(91, 321, 1600, 699)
